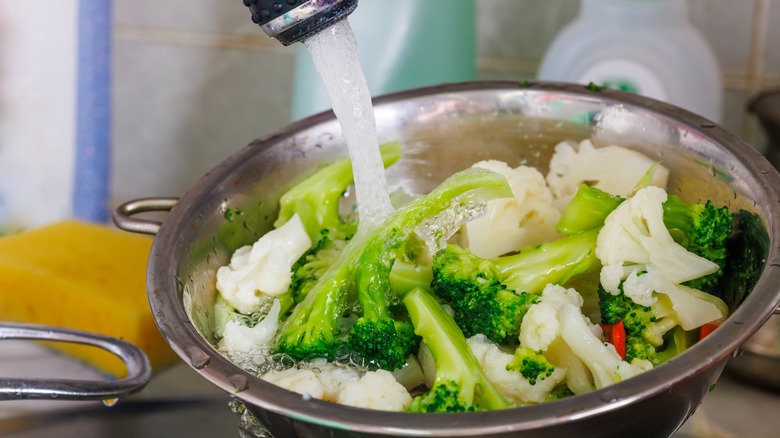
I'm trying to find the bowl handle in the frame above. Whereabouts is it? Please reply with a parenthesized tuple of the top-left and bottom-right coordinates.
(0, 322, 152, 401)
(113, 197, 178, 236)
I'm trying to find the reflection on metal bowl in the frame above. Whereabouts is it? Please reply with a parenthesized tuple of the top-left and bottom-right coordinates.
(115, 82, 780, 438)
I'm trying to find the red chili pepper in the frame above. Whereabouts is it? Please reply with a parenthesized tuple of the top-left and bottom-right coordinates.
(699, 322, 719, 340)
(602, 321, 626, 360)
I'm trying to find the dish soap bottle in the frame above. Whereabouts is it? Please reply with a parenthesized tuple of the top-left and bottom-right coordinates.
(291, 0, 476, 120)
(538, 0, 723, 122)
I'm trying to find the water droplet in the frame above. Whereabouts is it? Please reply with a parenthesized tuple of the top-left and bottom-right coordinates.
(102, 397, 119, 407)
(230, 374, 249, 392)
(599, 390, 621, 404)
(187, 347, 211, 369)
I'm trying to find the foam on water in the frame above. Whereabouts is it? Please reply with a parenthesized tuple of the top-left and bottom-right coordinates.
(304, 19, 393, 234)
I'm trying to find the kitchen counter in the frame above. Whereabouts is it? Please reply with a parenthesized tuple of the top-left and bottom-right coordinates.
(1, 341, 779, 437)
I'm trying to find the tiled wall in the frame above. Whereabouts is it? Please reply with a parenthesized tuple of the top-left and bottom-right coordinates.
(112, 0, 780, 201)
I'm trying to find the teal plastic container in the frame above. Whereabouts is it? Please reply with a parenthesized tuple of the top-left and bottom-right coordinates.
(291, 0, 476, 120)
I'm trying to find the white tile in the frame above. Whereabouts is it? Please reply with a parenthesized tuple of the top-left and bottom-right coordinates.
(763, 0, 780, 80)
(688, 0, 756, 79)
(112, 41, 295, 201)
(476, 0, 580, 61)
(114, 0, 258, 34)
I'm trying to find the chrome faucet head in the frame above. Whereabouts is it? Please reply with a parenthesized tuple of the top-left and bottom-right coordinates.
(243, 0, 359, 46)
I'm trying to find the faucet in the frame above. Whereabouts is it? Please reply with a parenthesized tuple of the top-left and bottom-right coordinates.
(243, 0, 359, 45)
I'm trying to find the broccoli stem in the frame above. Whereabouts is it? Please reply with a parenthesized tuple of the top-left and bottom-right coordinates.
(556, 184, 624, 235)
(275, 142, 402, 242)
(389, 261, 433, 298)
(494, 228, 600, 294)
(404, 288, 511, 412)
(277, 168, 513, 362)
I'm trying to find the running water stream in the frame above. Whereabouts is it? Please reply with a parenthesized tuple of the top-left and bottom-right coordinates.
(303, 19, 393, 234)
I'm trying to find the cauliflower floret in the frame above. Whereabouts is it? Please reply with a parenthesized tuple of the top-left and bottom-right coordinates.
(216, 213, 312, 314)
(520, 284, 652, 394)
(263, 363, 412, 412)
(468, 334, 566, 405)
(546, 140, 670, 211)
(461, 160, 560, 258)
(595, 186, 727, 329)
(262, 368, 324, 399)
(335, 369, 413, 411)
(218, 299, 281, 354)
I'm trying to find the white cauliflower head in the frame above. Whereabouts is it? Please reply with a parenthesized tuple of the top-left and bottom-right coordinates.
(335, 369, 413, 411)
(216, 213, 312, 314)
(520, 284, 652, 394)
(461, 160, 560, 258)
(263, 363, 412, 412)
(595, 186, 727, 330)
(546, 140, 669, 211)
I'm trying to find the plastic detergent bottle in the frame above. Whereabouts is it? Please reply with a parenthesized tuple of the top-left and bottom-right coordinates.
(537, 0, 723, 122)
(291, 0, 476, 120)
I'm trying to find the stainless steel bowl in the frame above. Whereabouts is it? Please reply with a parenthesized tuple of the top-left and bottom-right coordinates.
(115, 82, 780, 438)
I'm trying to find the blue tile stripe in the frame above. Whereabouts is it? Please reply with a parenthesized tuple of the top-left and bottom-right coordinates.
(74, 0, 112, 223)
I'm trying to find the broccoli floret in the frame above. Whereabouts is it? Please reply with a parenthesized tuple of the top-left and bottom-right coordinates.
(599, 286, 661, 364)
(662, 195, 734, 292)
(404, 288, 511, 413)
(546, 386, 575, 402)
(276, 168, 513, 365)
(719, 210, 769, 312)
(275, 142, 402, 242)
(289, 226, 355, 302)
(430, 229, 599, 345)
(556, 184, 624, 235)
(558, 187, 735, 294)
(598, 285, 708, 366)
(346, 239, 421, 371)
(507, 346, 556, 385)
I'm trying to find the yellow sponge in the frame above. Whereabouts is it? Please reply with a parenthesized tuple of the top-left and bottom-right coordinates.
(0, 220, 179, 377)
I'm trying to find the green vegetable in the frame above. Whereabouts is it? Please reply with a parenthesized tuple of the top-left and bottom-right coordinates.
(404, 288, 511, 413)
(719, 210, 769, 312)
(556, 184, 624, 235)
(662, 195, 734, 292)
(276, 167, 513, 366)
(507, 346, 556, 385)
(430, 229, 599, 345)
(275, 142, 402, 242)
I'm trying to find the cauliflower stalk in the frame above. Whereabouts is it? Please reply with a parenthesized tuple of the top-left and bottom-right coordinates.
(216, 213, 312, 314)
(520, 284, 652, 395)
(462, 160, 560, 258)
(596, 186, 728, 330)
(546, 140, 670, 211)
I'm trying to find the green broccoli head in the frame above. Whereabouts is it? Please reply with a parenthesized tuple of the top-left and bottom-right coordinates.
(277, 167, 513, 364)
(275, 142, 402, 243)
(290, 225, 355, 302)
(431, 244, 538, 345)
(431, 230, 598, 346)
(431, 243, 502, 303)
(507, 346, 556, 385)
(404, 288, 511, 413)
(662, 195, 734, 292)
(407, 381, 476, 413)
(346, 318, 420, 371)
